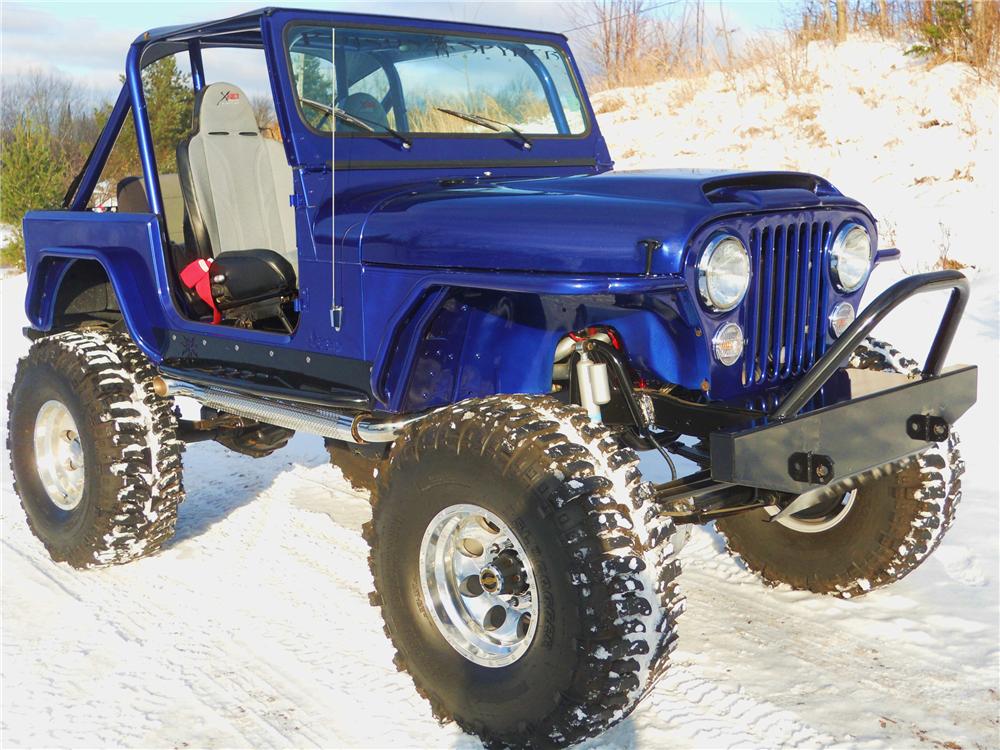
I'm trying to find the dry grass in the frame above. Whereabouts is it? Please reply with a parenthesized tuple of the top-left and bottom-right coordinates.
(799, 122, 828, 146)
(594, 93, 626, 114)
(405, 90, 552, 133)
(738, 35, 819, 98)
(935, 224, 970, 270)
(787, 103, 820, 121)
(667, 79, 700, 111)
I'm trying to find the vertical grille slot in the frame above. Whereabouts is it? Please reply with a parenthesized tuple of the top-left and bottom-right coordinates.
(745, 218, 832, 386)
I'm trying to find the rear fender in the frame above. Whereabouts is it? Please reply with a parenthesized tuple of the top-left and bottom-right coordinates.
(24, 211, 172, 362)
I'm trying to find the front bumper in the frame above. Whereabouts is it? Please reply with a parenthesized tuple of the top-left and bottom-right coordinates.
(638, 270, 977, 496)
(710, 364, 976, 493)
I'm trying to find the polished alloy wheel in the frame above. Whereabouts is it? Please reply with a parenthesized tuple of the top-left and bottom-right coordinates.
(33, 399, 86, 511)
(767, 489, 858, 533)
(419, 503, 538, 667)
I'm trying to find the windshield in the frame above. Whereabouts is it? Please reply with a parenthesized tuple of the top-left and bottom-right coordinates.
(286, 25, 588, 137)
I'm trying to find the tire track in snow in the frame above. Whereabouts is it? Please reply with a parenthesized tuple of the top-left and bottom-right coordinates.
(4, 427, 995, 749)
(674, 529, 996, 748)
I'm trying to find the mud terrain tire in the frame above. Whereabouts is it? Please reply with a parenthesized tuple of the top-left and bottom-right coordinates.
(7, 329, 184, 568)
(716, 337, 963, 598)
(365, 396, 683, 747)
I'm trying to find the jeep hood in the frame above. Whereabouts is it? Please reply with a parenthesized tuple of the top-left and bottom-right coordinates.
(359, 169, 868, 276)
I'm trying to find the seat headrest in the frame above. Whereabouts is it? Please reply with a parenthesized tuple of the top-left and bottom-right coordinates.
(341, 92, 388, 129)
(194, 82, 259, 135)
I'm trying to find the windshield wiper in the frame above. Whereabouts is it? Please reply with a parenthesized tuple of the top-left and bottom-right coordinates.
(335, 107, 412, 150)
(330, 106, 374, 132)
(435, 107, 533, 150)
(300, 97, 412, 150)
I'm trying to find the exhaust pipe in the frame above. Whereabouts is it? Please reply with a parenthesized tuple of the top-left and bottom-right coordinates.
(156, 377, 424, 443)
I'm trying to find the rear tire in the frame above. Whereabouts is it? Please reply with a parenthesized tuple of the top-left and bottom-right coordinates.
(716, 337, 963, 598)
(7, 329, 185, 567)
(365, 396, 683, 747)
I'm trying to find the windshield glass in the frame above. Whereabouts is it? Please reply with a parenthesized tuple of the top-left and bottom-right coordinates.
(286, 25, 588, 137)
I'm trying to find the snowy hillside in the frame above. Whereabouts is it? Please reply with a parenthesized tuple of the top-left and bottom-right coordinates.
(594, 37, 999, 273)
(3, 38, 999, 750)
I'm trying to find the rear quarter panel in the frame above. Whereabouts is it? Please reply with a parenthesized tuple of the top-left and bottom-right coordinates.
(23, 211, 173, 362)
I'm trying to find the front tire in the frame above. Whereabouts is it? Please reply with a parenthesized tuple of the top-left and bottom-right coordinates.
(365, 396, 683, 747)
(716, 337, 963, 598)
(7, 329, 185, 568)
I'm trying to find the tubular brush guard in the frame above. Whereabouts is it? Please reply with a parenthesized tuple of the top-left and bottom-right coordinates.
(646, 270, 977, 512)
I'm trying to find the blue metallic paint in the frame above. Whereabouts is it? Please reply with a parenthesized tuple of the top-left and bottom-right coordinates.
(23, 7, 890, 416)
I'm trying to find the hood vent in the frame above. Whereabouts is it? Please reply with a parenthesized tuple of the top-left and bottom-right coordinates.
(703, 172, 836, 205)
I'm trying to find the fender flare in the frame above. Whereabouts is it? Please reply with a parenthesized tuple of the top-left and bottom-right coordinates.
(26, 249, 170, 364)
(370, 271, 691, 412)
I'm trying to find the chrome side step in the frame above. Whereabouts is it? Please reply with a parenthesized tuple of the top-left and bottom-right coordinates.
(156, 377, 424, 443)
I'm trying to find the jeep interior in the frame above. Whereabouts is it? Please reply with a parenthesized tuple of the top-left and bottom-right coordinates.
(117, 82, 298, 334)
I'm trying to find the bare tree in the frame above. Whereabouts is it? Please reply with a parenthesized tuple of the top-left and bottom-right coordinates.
(878, 0, 890, 36)
(250, 93, 279, 138)
(572, 1, 655, 88)
(835, 0, 848, 41)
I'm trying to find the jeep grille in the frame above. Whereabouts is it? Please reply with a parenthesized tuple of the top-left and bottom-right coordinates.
(744, 219, 834, 385)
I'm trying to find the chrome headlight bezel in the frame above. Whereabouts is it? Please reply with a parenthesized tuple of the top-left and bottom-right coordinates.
(830, 222, 873, 292)
(697, 234, 751, 312)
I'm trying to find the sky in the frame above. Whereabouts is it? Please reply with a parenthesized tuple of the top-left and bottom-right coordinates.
(1, 1, 790, 102)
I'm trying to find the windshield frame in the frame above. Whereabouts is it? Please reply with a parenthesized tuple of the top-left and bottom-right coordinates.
(282, 20, 593, 141)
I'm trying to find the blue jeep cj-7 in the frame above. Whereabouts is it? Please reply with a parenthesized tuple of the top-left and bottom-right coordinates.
(7, 7, 978, 747)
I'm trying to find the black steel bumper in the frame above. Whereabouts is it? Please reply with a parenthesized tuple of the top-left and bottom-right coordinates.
(710, 364, 976, 493)
(647, 270, 978, 496)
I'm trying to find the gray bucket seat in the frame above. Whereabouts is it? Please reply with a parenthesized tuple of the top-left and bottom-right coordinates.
(177, 82, 297, 272)
(176, 82, 298, 329)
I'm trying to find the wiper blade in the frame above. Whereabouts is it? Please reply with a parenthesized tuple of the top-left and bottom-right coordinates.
(331, 107, 375, 133)
(435, 107, 533, 150)
(314, 102, 412, 150)
(336, 108, 413, 150)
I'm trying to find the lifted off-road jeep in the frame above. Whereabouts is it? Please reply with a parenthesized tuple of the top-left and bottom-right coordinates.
(8, 7, 977, 747)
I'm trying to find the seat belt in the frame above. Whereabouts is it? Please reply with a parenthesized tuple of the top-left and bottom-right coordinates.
(179, 258, 221, 324)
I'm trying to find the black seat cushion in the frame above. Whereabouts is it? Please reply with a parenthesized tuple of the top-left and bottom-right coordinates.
(209, 249, 297, 310)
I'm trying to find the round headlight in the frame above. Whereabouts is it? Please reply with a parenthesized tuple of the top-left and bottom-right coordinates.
(712, 322, 745, 366)
(830, 223, 872, 292)
(698, 235, 751, 312)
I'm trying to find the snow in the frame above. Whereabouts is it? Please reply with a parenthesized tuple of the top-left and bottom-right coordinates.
(2, 38, 998, 749)
(594, 36, 998, 273)
(3, 267, 996, 748)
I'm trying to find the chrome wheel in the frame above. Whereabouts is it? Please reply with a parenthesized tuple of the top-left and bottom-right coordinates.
(419, 504, 538, 667)
(33, 400, 85, 511)
(767, 490, 858, 533)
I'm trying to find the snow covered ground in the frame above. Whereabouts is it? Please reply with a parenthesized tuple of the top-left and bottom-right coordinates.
(2, 36, 998, 750)
(594, 37, 999, 274)
(2, 273, 998, 749)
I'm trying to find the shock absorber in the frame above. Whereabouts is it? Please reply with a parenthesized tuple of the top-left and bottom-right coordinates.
(575, 343, 611, 422)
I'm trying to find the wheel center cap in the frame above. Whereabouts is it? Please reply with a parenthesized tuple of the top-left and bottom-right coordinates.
(479, 565, 503, 594)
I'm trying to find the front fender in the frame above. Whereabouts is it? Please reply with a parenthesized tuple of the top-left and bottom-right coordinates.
(364, 266, 706, 412)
